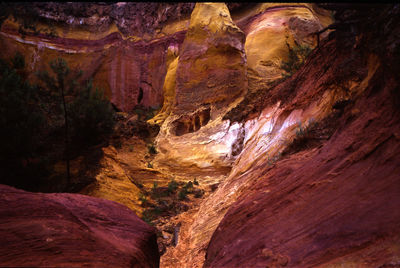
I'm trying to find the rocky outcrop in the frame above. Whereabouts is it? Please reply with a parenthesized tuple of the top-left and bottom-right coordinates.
(0, 184, 159, 267)
(150, 3, 333, 182)
(173, 3, 247, 115)
(237, 3, 333, 90)
(5, 2, 195, 37)
(205, 51, 400, 266)
(151, 3, 248, 178)
(199, 5, 400, 267)
(0, 3, 189, 112)
(158, 4, 334, 267)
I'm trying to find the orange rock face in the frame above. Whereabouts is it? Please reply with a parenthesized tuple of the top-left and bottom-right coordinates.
(173, 3, 247, 115)
(0, 6, 188, 112)
(0, 184, 159, 267)
(3, 3, 399, 268)
(202, 7, 400, 267)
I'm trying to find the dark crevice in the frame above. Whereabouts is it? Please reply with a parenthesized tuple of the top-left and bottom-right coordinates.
(173, 108, 211, 136)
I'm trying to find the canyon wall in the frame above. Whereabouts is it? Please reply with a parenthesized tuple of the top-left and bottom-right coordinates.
(160, 3, 400, 268)
(2, 3, 399, 268)
(0, 3, 193, 112)
(151, 3, 332, 182)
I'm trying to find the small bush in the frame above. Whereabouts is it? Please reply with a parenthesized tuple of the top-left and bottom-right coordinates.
(193, 178, 199, 186)
(194, 189, 204, 198)
(168, 179, 178, 193)
(141, 207, 162, 225)
(178, 188, 188, 200)
(295, 118, 316, 138)
(266, 152, 282, 166)
(183, 181, 193, 192)
(138, 192, 148, 206)
(148, 143, 157, 154)
(281, 40, 312, 78)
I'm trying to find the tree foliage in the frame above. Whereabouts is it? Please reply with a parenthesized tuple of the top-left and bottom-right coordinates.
(37, 58, 80, 183)
(280, 40, 312, 78)
(67, 80, 115, 145)
(37, 58, 115, 147)
(0, 53, 46, 189)
(0, 55, 115, 190)
(0, 53, 44, 161)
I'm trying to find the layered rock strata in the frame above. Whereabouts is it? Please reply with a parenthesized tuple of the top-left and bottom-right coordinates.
(152, 3, 248, 178)
(162, 4, 400, 267)
(152, 3, 332, 191)
(0, 3, 191, 112)
(0, 184, 159, 267)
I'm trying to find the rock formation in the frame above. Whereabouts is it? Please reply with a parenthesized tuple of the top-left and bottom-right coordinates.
(1, 3, 400, 268)
(0, 2, 191, 112)
(0, 184, 159, 267)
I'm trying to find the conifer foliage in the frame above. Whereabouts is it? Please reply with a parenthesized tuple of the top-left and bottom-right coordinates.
(0, 54, 115, 191)
(280, 40, 312, 78)
(37, 58, 115, 185)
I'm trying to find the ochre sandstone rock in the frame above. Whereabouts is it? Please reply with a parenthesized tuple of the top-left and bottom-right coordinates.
(3, 4, 398, 268)
(79, 146, 144, 213)
(204, 48, 400, 266)
(173, 2, 247, 115)
(0, 9, 187, 112)
(237, 3, 333, 89)
(150, 3, 249, 179)
(150, 3, 332, 184)
(0, 184, 159, 267)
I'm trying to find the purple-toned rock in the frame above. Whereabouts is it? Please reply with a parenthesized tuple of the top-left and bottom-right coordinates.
(0, 184, 159, 267)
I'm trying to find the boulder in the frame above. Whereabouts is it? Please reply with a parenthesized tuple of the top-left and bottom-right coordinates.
(0, 184, 159, 267)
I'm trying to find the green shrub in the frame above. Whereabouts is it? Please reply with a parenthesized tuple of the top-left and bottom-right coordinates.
(183, 181, 193, 192)
(281, 40, 312, 78)
(148, 143, 157, 154)
(295, 118, 316, 138)
(194, 189, 204, 198)
(178, 188, 188, 200)
(193, 178, 199, 186)
(138, 192, 148, 206)
(168, 179, 178, 193)
(141, 207, 162, 225)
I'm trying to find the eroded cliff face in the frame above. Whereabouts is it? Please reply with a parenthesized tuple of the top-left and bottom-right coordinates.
(150, 3, 332, 189)
(0, 2, 193, 112)
(2, 3, 399, 268)
(151, 3, 248, 180)
(160, 3, 400, 268)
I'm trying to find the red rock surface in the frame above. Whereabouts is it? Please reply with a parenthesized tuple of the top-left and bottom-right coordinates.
(0, 184, 159, 267)
(204, 7, 400, 267)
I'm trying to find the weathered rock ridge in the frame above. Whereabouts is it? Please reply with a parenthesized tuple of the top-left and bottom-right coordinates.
(160, 3, 400, 268)
(150, 3, 332, 181)
(0, 184, 159, 267)
(2, 3, 399, 268)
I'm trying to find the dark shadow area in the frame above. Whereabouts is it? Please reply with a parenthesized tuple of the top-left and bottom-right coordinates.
(172, 108, 211, 136)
